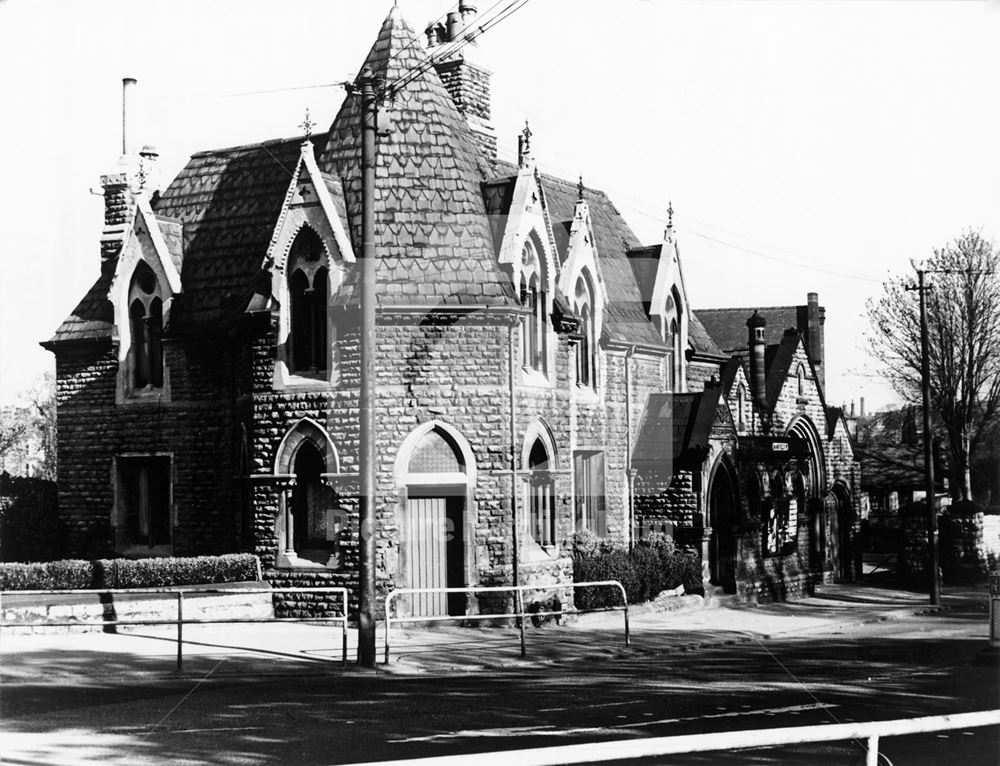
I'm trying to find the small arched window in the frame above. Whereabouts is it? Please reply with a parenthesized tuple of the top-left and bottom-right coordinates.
(289, 440, 340, 566)
(528, 438, 555, 547)
(574, 274, 596, 389)
(797, 364, 806, 396)
(128, 261, 164, 390)
(287, 227, 329, 376)
(520, 238, 547, 372)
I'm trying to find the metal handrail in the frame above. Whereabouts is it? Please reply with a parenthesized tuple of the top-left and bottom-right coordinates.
(383, 580, 628, 665)
(344, 709, 1000, 766)
(0, 586, 349, 670)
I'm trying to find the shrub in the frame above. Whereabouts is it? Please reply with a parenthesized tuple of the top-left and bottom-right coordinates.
(0, 554, 261, 591)
(572, 532, 702, 609)
(0, 560, 93, 590)
(93, 554, 261, 588)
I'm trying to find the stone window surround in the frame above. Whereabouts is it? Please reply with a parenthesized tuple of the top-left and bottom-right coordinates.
(272, 418, 342, 570)
(115, 257, 173, 405)
(517, 232, 554, 386)
(272, 223, 344, 391)
(113, 451, 173, 558)
(520, 419, 560, 559)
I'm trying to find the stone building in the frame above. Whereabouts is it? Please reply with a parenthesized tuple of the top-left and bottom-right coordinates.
(44, 4, 859, 610)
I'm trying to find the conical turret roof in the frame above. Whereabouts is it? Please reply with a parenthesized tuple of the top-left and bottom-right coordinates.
(319, 6, 515, 307)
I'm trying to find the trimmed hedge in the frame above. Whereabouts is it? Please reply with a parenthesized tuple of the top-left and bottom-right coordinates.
(0, 554, 261, 591)
(573, 531, 702, 609)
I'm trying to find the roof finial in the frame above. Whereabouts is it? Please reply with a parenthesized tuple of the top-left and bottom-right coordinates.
(667, 200, 674, 228)
(577, 174, 585, 202)
(299, 107, 316, 141)
(518, 119, 533, 167)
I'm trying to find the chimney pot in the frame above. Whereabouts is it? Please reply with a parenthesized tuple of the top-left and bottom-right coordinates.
(122, 77, 137, 156)
(446, 10, 463, 41)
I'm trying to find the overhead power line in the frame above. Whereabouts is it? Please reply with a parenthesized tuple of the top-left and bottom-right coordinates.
(493, 145, 883, 284)
(386, 0, 532, 96)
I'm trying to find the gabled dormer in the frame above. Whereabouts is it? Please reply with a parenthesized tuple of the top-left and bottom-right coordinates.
(107, 193, 184, 403)
(495, 124, 560, 383)
(263, 138, 355, 389)
(557, 178, 608, 391)
(627, 204, 691, 391)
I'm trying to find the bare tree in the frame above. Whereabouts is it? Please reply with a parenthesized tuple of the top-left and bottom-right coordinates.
(0, 373, 56, 480)
(866, 230, 1000, 501)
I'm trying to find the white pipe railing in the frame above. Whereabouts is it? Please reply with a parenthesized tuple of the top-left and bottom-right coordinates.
(345, 709, 1000, 766)
(0, 586, 349, 670)
(384, 580, 628, 665)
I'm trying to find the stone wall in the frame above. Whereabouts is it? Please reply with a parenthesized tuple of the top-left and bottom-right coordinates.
(55, 337, 238, 559)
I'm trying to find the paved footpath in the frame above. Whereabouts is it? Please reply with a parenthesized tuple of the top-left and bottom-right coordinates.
(0, 579, 985, 679)
(1, 579, 997, 765)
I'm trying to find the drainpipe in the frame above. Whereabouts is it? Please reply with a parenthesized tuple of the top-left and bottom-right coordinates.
(508, 324, 520, 591)
(625, 345, 635, 549)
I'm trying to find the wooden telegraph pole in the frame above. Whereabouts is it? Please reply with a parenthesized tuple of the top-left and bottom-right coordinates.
(910, 268, 941, 605)
(356, 65, 379, 667)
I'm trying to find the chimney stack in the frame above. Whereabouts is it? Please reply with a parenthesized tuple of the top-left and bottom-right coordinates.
(860, 397, 865, 418)
(426, 2, 496, 159)
(747, 310, 768, 414)
(805, 292, 826, 392)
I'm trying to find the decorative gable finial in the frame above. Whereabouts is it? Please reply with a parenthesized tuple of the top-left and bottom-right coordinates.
(299, 108, 316, 142)
(518, 119, 533, 167)
(577, 174, 585, 202)
(665, 200, 674, 241)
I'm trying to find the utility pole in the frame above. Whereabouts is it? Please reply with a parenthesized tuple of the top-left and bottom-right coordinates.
(357, 65, 379, 667)
(910, 268, 941, 605)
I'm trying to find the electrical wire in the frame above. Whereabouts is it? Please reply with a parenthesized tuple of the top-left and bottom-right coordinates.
(385, 0, 531, 96)
(493, 145, 884, 284)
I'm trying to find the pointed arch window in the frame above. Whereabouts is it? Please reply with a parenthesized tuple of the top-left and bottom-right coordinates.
(128, 261, 164, 390)
(520, 238, 548, 373)
(659, 288, 684, 392)
(574, 274, 596, 389)
(528, 438, 556, 547)
(797, 364, 806, 397)
(736, 383, 746, 431)
(287, 227, 329, 376)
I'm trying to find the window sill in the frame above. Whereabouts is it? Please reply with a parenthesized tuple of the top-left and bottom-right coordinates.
(573, 384, 600, 404)
(276, 551, 340, 570)
(519, 367, 551, 389)
(522, 539, 558, 563)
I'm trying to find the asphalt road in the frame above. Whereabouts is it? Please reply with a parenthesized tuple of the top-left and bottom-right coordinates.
(2, 601, 997, 765)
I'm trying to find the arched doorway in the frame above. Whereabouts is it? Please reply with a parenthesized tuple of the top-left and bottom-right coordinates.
(786, 417, 826, 575)
(396, 422, 475, 617)
(831, 483, 853, 580)
(708, 456, 738, 593)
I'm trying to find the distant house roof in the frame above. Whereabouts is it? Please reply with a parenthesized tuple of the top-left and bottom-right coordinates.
(695, 305, 803, 354)
(856, 445, 947, 492)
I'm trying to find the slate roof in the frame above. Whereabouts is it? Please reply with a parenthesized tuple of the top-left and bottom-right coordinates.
(487, 160, 665, 348)
(318, 6, 515, 308)
(43, 271, 115, 346)
(49, 7, 678, 345)
(695, 305, 803, 353)
(152, 134, 313, 331)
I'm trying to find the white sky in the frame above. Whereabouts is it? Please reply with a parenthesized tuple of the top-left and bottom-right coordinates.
(1, 0, 997, 412)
